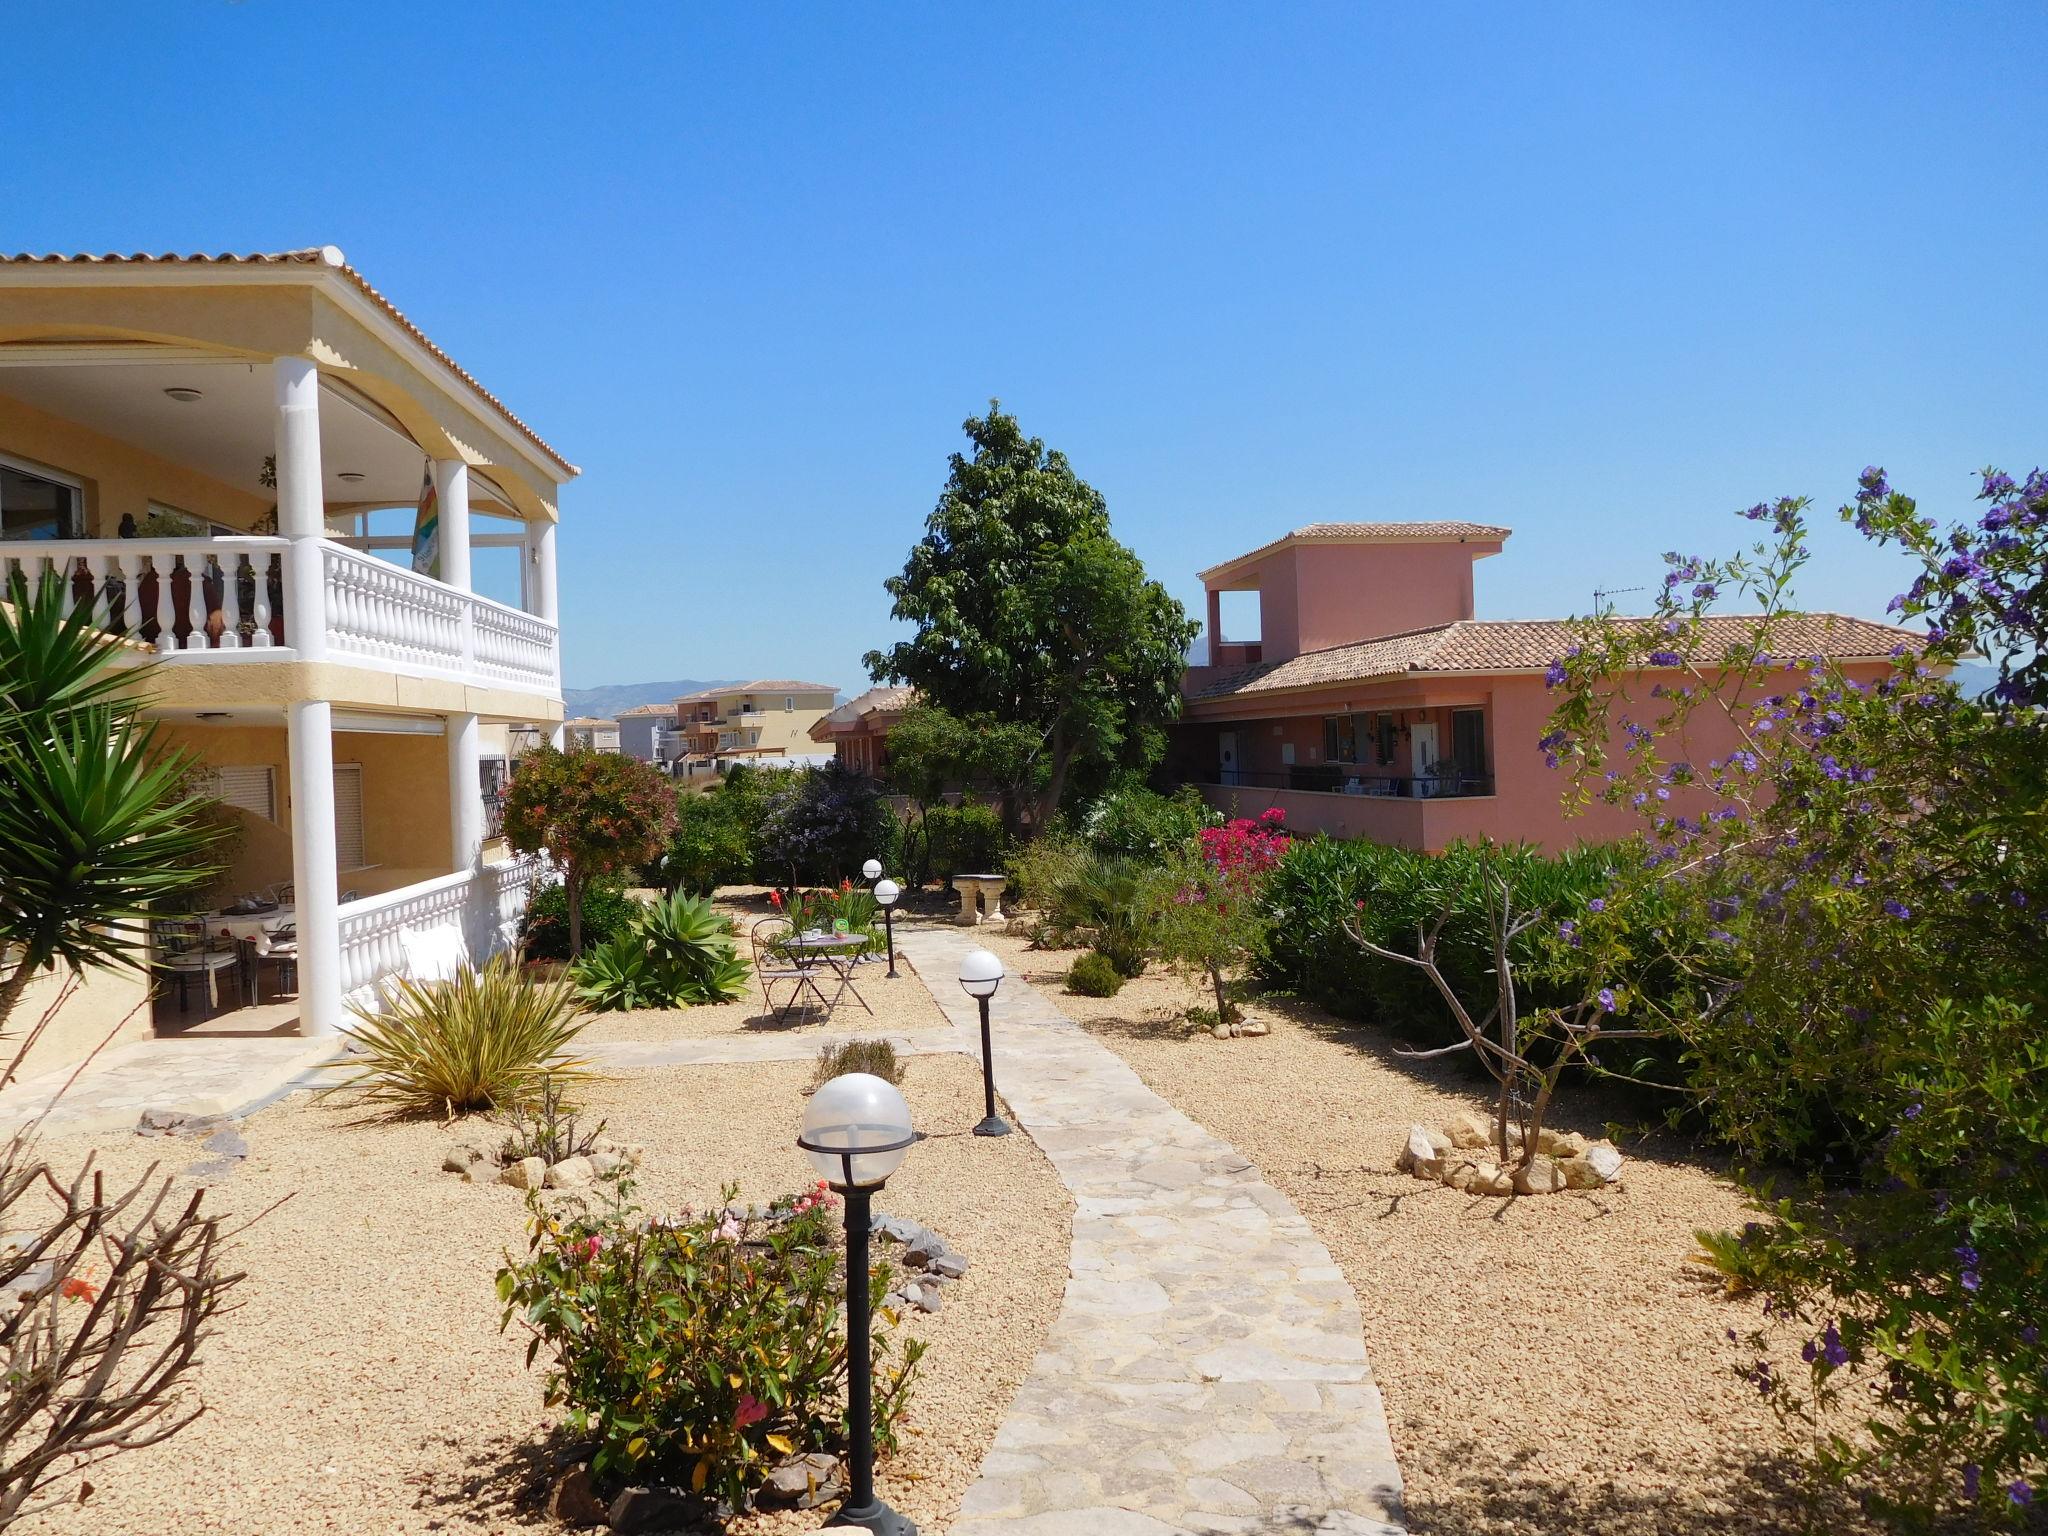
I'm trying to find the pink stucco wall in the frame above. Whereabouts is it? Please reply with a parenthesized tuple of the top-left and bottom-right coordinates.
(1203, 536, 1501, 664)
(1180, 660, 1896, 853)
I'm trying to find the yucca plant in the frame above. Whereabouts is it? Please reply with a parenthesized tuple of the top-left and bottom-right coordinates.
(333, 954, 590, 1117)
(0, 569, 224, 1041)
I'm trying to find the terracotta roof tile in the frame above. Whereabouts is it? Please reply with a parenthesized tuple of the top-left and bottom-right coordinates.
(1192, 613, 1918, 700)
(1198, 521, 1512, 581)
(0, 248, 575, 476)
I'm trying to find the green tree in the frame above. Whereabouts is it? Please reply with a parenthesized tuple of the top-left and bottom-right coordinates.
(502, 746, 675, 956)
(0, 570, 224, 1051)
(865, 405, 1199, 831)
(881, 703, 1038, 883)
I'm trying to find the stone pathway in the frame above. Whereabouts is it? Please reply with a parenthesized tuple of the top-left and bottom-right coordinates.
(895, 924, 1405, 1536)
(0, 1035, 338, 1140)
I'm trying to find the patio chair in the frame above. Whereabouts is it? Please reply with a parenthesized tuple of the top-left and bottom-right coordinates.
(252, 924, 298, 1001)
(153, 916, 244, 1014)
(751, 916, 820, 1024)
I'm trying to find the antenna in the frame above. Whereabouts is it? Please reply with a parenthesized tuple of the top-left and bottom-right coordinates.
(1592, 584, 1645, 614)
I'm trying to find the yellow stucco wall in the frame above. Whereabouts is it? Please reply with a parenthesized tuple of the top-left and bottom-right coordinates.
(0, 389, 274, 536)
(153, 721, 455, 902)
(12, 963, 152, 1084)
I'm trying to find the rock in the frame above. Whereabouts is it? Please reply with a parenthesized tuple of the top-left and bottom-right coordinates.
(1559, 1154, 1605, 1190)
(914, 1280, 943, 1313)
(903, 1231, 948, 1270)
(548, 1464, 608, 1527)
(587, 1150, 627, 1177)
(607, 1484, 728, 1533)
(499, 1156, 547, 1191)
(1583, 1141, 1625, 1184)
(1534, 1127, 1589, 1158)
(1466, 1161, 1514, 1197)
(545, 1156, 595, 1190)
(441, 1145, 487, 1175)
(1446, 1112, 1493, 1150)
(1210, 1022, 1232, 1040)
(760, 1453, 842, 1510)
(1441, 1158, 1479, 1192)
(1398, 1123, 1445, 1177)
(1512, 1155, 1568, 1195)
(929, 1252, 968, 1279)
(1238, 1018, 1271, 1036)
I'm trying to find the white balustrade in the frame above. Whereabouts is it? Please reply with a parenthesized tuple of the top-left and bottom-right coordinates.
(0, 535, 560, 695)
(336, 857, 542, 1002)
(0, 537, 288, 652)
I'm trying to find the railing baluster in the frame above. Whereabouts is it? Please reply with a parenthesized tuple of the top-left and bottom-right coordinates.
(181, 553, 207, 650)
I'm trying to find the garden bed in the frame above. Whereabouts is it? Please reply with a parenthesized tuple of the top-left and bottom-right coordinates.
(20, 1051, 1071, 1535)
(977, 925, 1883, 1536)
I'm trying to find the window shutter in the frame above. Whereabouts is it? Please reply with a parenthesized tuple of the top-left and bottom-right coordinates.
(332, 764, 366, 870)
(204, 765, 276, 822)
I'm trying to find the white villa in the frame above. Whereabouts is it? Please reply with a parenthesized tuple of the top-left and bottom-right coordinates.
(0, 248, 570, 1071)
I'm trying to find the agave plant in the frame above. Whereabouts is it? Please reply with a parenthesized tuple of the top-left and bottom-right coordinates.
(0, 569, 224, 1036)
(332, 954, 589, 1117)
(569, 891, 751, 1011)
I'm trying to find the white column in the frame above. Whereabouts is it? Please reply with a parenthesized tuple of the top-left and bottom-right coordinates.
(288, 700, 344, 1036)
(532, 518, 559, 623)
(273, 357, 329, 661)
(448, 711, 484, 870)
(434, 461, 472, 591)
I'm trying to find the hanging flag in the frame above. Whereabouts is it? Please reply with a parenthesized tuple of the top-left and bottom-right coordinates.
(410, 464, 440, 578)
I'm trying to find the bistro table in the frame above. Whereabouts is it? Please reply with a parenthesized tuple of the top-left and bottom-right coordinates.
(207, 904, 296, 1000)
(780, 930, 875, 1017)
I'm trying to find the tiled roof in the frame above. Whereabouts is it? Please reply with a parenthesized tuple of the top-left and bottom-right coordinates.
(562, 716, 620, 729)
(1199, 522, 1512, 581)
(1191, 614, 1918, 701)
(0, 248, 576, 476)
(675, 679, 838, 702)
(615, 702, 677, 716)
(812, 684, 917, 736)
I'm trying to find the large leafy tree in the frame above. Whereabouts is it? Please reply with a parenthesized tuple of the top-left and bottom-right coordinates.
(864, 405, 1199, 830)
(0, 570, 223, 1053)
(503, 746, 675, 956)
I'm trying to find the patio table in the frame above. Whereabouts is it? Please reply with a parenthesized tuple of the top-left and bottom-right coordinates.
(209, 904, 295, 954)
(781, 930, 875, 1017)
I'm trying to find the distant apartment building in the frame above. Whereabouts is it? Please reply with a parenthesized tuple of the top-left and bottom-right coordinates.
(672, 681, 838, 770)
(562, 716, 621, 753)
(616, 702, 676, 763)
(810, 684, 916, 775)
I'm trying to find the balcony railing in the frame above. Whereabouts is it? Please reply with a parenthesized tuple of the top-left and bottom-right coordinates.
(0, 535, 559, 696)
(1206, 766, 1495, 799)
(337, 856, 540, 1002)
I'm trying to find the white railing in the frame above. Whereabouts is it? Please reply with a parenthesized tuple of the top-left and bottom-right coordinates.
(335, 855, 541, 1001)
(0, 536, 288, 652)
(0, 535, 559, 695)
(321, 541, 467, 673)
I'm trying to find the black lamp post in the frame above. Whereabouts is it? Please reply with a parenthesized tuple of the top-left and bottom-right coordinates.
(873, 879, 901, 979)
(958, 947, 1010, 1137)
(798, 1073, 918, 1535)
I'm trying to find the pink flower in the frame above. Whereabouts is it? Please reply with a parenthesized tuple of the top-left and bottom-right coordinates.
(734, 1393, 768, 1429)
(577, 1235, 603, 1262)
(715, 1215, 742, 1243)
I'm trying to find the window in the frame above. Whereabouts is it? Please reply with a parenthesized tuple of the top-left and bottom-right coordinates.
(1374, 713, 1397, 766)
(1322, 714, 1358, 763)
(0, 459, 83, 541)
(203, 765, 276, 822)
(333, 764, 366, 870)
(1452, 709, 1489, 780)
(784, 696, 794, 711)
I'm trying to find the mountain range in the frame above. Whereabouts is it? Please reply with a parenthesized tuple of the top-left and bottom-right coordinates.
(561, 680, 737, 719)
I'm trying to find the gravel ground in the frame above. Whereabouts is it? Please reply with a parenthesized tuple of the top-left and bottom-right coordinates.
(20, 1047, 1069, 1535)
(980, 924, 1875, 1536)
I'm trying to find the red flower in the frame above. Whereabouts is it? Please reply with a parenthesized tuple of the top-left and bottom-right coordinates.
(59, 1276, 97, 1302)
(769, 889, 784, 908)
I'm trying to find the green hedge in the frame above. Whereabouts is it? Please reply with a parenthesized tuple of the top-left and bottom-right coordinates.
(923, 802, 1005, 880)
(520, 880, 645, 962)
(1257, 837, 1701, 1070)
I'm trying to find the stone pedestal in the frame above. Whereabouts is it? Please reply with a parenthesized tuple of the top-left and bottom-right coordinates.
(954, 875, 1008, 926)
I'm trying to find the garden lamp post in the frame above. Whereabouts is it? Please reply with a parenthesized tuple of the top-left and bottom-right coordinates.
(862, 857, 883, 884)
(798, 1073, 918, 1536)
(958, 948, 1010, 1137)
(873, 879, 901, 978)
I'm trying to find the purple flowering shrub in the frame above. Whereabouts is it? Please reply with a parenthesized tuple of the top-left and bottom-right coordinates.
(1547, 470, 2047, 1525)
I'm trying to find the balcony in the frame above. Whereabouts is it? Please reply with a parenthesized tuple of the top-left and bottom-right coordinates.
(0, 535, 560, 698)
(1194, 767, 1499, 852)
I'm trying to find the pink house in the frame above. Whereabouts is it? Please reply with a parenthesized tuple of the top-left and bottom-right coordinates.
(1173, 522, 1910, 852)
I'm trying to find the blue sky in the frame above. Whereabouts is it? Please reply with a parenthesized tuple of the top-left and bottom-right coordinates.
(4, 3, 2042, 691)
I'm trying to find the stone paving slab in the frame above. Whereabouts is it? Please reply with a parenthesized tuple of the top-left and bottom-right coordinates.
(894, 924, 1405, 1536)
(0, 1034, 340, 1139)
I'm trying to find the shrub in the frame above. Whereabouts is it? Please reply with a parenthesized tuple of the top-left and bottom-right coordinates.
(503, 746, 676, 955)
(923, 801, 1005, 880)
(1150, 812, 1288, 1031)
(497, 1178, 924, 1510)
(656, 786, 757, 894)
(1079, 781, 1212, 861)
(1008, 834, 1158, 972)
(812, 1037, 903, 1087)
(521, 880, 642, 963)
(495, 1076, 606, 1165)
(758, 763, 897, 888)
(570, 892, 751, 1011)
(1006, 828, 1092, 938)
(332, 954, 589, 1117)
(1066, 951, 1124, 998)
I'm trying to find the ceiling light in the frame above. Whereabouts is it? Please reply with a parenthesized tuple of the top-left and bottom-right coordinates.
(163, 386, 203, 403)
(337, 471, 365, 483)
